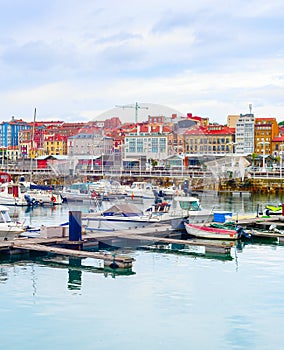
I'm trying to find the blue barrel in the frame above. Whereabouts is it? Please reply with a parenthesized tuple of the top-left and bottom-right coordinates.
(69, 211, 82, 241)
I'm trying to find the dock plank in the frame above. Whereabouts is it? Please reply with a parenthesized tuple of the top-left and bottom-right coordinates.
(12, 242, 134, 264)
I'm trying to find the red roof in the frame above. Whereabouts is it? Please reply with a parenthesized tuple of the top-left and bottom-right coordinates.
(272, 136, 284, 142)
(185, 126, 235, 136)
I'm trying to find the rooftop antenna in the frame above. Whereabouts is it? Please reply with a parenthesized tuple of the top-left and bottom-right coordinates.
(249, 103, 252, 114)
(115, 102, 148, 123)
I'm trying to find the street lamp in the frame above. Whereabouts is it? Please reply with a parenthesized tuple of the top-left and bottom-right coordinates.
(257, 140, 270, 172)
(279, 144, 284, 178)
(226, 142, 237, 177)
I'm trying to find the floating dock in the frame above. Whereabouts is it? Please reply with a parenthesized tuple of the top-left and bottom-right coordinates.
(1, 210, 284, 271)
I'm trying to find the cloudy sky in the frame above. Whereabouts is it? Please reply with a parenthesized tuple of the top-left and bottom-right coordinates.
(0, 0, 284, 124)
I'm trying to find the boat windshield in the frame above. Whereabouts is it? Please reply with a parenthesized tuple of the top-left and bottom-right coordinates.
(0, 210, 11, 223)
(179, 200, 200, 211)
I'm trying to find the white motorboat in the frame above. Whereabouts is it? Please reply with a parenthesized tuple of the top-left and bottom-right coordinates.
(124, 182, 155, 199)
(82, 202, 162, 232)
(61, 182, 96, 202)
(26, 183, 63, 206)
(0, 182, 28, 206)
(0, 181, 62, 206)
(61, 180, 126, 203)
(0, 205, 25, 240)
(82, 195, 212, 232)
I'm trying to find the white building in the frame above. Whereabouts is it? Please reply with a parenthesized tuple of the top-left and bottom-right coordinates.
(67, 133, 113, 156)
(124, 125, 168, 161)
(235, 114, 255, 154)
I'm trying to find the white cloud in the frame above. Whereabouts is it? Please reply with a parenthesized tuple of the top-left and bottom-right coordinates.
(0, 0, 284, 123)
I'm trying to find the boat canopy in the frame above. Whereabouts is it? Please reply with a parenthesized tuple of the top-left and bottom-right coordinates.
(102, 203, 143, 217)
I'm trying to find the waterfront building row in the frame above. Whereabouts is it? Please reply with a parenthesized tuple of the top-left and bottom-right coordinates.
(0, 111, 284, 165)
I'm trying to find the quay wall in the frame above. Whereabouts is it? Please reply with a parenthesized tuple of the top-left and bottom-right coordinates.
(7, 168, 284, 194)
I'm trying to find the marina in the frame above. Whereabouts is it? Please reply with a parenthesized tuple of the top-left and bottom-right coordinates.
(1, 192, 284, 349)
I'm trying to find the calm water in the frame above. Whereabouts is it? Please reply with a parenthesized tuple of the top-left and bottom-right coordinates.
(1, 193, 284, 349)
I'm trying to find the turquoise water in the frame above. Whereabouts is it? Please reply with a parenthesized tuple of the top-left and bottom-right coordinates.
(1, 195, 284, 349)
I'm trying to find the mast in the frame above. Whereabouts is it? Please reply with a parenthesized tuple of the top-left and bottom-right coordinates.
(30, 108, 36, 182)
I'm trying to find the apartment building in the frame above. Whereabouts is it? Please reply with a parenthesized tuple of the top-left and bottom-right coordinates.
(124, 124, 170, 161)
(184, 125, 235, 154)
(254, 117, 279, 155)
(235, 114, 255, 154)
(0, 117, 30, 147)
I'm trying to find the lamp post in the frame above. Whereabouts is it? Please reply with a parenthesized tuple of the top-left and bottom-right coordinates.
(226, 142, 237, 178)
(279, 144, 284, 179)
(257, 140, 270, 172)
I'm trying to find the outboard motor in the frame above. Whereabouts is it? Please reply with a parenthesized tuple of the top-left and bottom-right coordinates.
(236, 225, 251, 239)
(24, 194, 38, 207)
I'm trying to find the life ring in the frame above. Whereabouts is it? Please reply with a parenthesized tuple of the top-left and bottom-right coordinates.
(51, 195, 56, 203)
(91, 191, 98, 198)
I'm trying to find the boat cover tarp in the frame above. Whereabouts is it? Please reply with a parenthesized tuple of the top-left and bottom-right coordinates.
(30, 184, 54, 191)
(102, 203, 142, 217)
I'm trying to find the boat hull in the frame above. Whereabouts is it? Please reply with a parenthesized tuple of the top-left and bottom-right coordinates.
(82, 215, 163, 232)
(185, 223, 239, 240)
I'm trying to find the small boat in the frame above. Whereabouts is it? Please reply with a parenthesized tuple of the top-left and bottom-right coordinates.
(0, 181, 62, 206)
(184, 222, 246, 240)
(0, 205, 25, 240)
(124, 182, 155, 199)
(61, 182, 97, 203)
(263, 204, 282, 215)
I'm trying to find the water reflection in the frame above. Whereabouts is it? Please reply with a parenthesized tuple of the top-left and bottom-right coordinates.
(68, 257, 82, 290)
(0, 254, 136, 292)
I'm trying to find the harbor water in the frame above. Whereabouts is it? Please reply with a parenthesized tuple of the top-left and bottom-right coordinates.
(1, 193, 284, 349)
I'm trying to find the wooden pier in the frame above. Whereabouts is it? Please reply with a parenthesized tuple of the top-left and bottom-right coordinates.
(236, 215, 284, 242)
(1, 210, 284, 271)
(0, 237, 134, 269)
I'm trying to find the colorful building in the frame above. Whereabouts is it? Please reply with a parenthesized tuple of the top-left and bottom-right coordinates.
(184, 125, 235, 154)
(254, 117, 279, 155)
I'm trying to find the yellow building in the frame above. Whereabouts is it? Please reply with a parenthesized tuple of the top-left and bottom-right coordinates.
(254, 117, 279, 155)
(227, 115, 240, 129)
(184, 125, 235, 154)
(43, 134, 67, 156)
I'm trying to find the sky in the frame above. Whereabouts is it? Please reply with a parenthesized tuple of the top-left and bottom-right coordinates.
(0, 0, 284, 124)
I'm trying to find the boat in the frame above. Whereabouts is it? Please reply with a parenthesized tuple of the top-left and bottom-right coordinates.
(0, 205, 25, 240)
(262, 204, 283, 215)
(25, 183, 63, 206)
(83, 195, 212, 232)
(124, 182, 155, 199)
(155, 185, 184, 198)
(0, 182, 28, 206)
(0, 181, 62, 206)
(61, 180, 125, 203)
(82, 202, 162, 232)
(184, 222, 247, 240)
(61, 182, 99, 203)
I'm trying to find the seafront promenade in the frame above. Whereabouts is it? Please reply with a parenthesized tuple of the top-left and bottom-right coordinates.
(2, 164, 284, 193)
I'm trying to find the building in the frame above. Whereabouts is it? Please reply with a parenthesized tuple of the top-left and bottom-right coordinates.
(67, 132, 113, 157)
(0, 117, 30, 147)
(235, 114, 255, 154)
(124, 124, 169, 161)
(44, 134, 67, 156)
(271, 135, 284, 156)
(184, 125, 235, 154)
(254, 117, 279, 156)
(227, 115, 240, 129)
